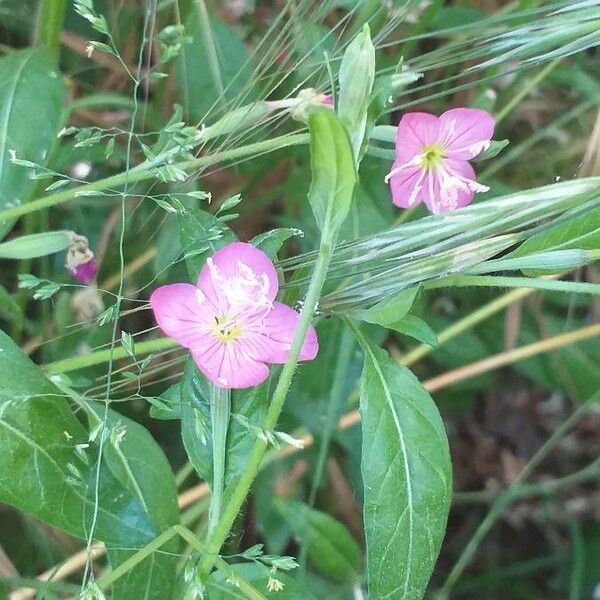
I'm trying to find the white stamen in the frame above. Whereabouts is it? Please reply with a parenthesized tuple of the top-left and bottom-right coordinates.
(406, 168, 427, 206)
(384, 155, 422, 183)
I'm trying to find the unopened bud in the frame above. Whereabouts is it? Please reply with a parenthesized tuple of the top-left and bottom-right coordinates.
(337, 24, 375, 159)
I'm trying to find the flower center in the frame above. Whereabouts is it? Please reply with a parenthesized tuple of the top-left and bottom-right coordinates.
(420, 143, 445, 169)
(212, 314, 243, 344)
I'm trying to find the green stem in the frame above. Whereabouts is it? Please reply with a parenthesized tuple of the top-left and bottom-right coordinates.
(95, 524, 267, 600)
(197, 238, 335, 580)
(208, 385, 231, 537)
(39, 280, 547, 375)
(425, 274, 600, 295)
(43, 336, 177, 374)
(0, 133, 308, 224)
(34, 0, 68, 63)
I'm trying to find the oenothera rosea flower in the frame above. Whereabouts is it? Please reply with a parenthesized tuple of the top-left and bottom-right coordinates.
(385, 108, 495, 214)
(150, 242, 318, 389)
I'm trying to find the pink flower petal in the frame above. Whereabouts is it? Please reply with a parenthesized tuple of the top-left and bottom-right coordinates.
(395, 112, 440, 158)
(439, 108, 495, 159)
(193, 345, 270, 389)
(388, 165, 425, 209)
(260, 301, 319, 363)
(150, 283, 213, 348)
(422, 159, 476, 214)
(197, 242, 279, 311)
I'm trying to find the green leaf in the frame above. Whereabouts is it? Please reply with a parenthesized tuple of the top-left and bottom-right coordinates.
(307, 108, 357, 236)
(509, 206, 600, 275)
(276, 500, 363, 584)
(350, 287, 419, 327)
(92, 406, 180, 600)
(0, 283, 22, 326)
(0, 231, 73, 259)
(354, 330, 452, 600)
(0, 49, 64, 240)
(150, 384, 182, 420)
(337, 24, 375, 161)
(252, 227, 303, 259)
(121, 330, 135, 358)
(473, 139, 509, 161)
(389, 314, 438, 347)
(180, 359, 268, 496)
(178, 206, 237, 279)
(0, 330, 179, 599)
(176, 5, 256, 123)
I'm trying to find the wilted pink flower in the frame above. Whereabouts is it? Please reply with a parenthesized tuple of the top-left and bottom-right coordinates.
(385, 108, 495, 214)
(66, 235, 97, 284)
(150, 242, 318, 389)
(70, 258, 98, 284)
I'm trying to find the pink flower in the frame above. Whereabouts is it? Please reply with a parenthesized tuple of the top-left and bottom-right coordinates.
(385, 108, 495, 214)
(69, 258, 98, 284)
(150, 242, 319, 389)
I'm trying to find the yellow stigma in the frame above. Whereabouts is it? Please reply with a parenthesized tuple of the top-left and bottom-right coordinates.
(212, 315, 243, 343)
(420, 143, 445, 169)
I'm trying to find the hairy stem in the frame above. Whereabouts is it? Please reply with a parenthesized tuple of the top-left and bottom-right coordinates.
(197, 238, 335, 579)
(34, 0, 68, 62)
(0, 133, 308, 223)
(207, 385, 231, 537)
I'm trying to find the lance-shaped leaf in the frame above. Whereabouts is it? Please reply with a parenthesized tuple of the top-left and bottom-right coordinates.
(0, 49, 64, 240)
(354, 329, 452, 599)
(307, 108, 356, 236)
(0, 330, 179, 599)
(276, 499, 363, 584)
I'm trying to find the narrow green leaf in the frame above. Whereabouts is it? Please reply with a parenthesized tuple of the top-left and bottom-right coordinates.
(353, 329, 451, 600)
(121, 331, 135, 358)
(473, 139, 509, 161)
(251, 228, 303, 259)
(0, 231, 72, 259)
(390, 315, 438, 347)
(307, 108, 356, 235)
(350, 287, 419, 327)
(509, 206, 600, 275)
(0, 49, 64, 240)
(276, 499, 363, 584)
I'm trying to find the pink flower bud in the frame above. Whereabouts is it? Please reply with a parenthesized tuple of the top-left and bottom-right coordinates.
(70, 258, 98, 284)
